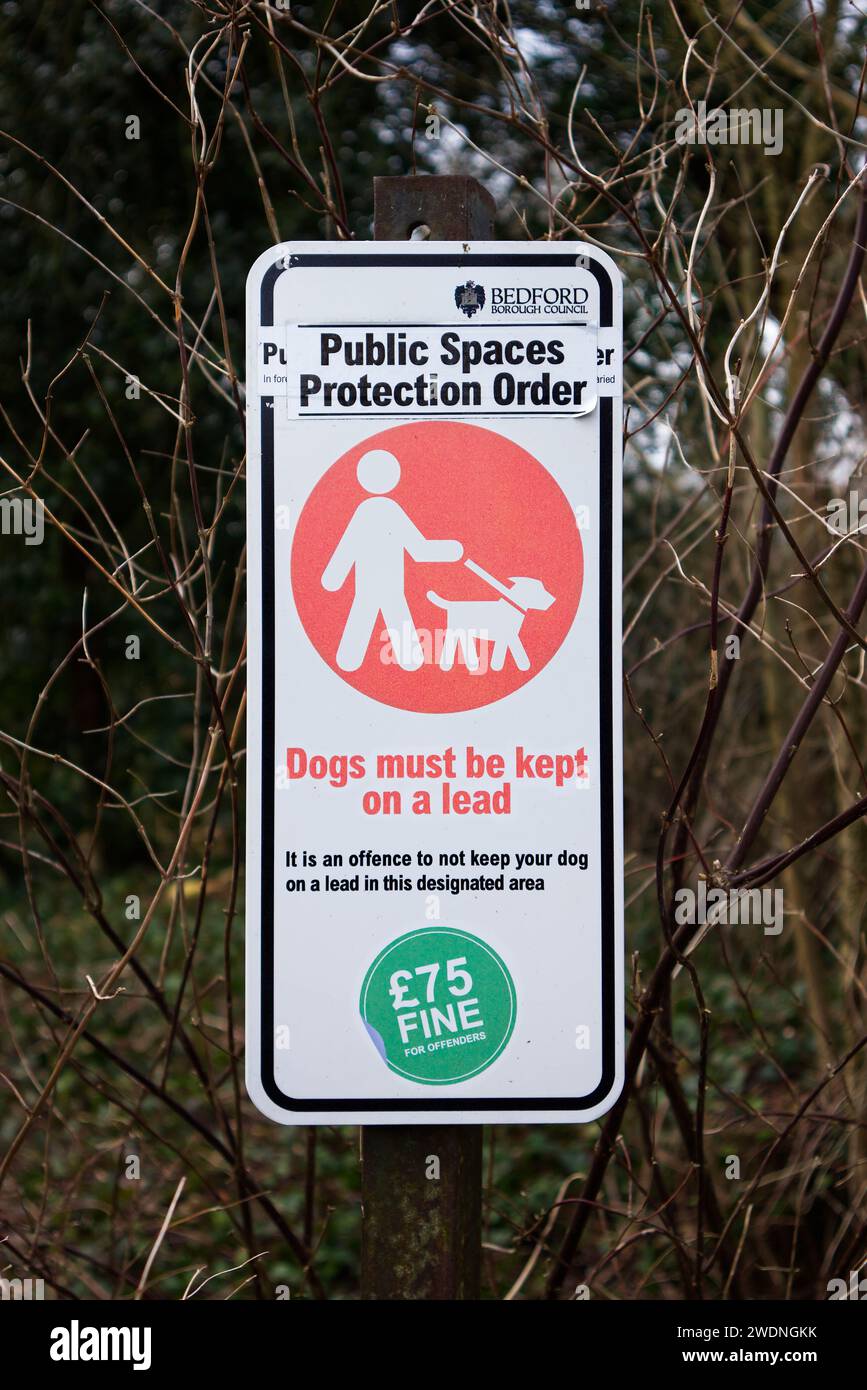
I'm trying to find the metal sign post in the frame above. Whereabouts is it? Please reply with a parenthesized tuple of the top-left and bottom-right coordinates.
(361, 177, 491, 1302)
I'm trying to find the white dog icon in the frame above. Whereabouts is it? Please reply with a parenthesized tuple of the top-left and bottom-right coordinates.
(427, 561, 555, 673)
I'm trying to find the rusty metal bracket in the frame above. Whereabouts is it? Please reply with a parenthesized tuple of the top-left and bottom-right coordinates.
(373, 174, 495, 241)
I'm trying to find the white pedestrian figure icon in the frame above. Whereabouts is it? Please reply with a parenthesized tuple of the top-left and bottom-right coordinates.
(321, 450, 463, 671)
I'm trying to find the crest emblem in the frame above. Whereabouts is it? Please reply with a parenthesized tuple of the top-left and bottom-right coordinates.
(454, 281, 485, 317)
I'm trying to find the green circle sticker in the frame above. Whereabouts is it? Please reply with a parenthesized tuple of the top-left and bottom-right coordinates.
(360, 927, 516, 1084)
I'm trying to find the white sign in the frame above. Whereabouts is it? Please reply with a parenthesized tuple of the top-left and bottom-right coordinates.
(246, 242, 623, 1124)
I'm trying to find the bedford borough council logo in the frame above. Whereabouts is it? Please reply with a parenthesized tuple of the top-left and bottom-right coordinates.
(454, 280, 485, 317)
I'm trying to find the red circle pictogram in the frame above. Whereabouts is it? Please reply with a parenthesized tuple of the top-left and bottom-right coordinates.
(291, 421, 582, 713)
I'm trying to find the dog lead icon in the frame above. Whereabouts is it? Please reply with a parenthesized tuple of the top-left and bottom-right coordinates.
(321, 446, 555, 676)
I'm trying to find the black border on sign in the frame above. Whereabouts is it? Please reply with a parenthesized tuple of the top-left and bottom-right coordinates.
(255, 251, 617, 1115)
